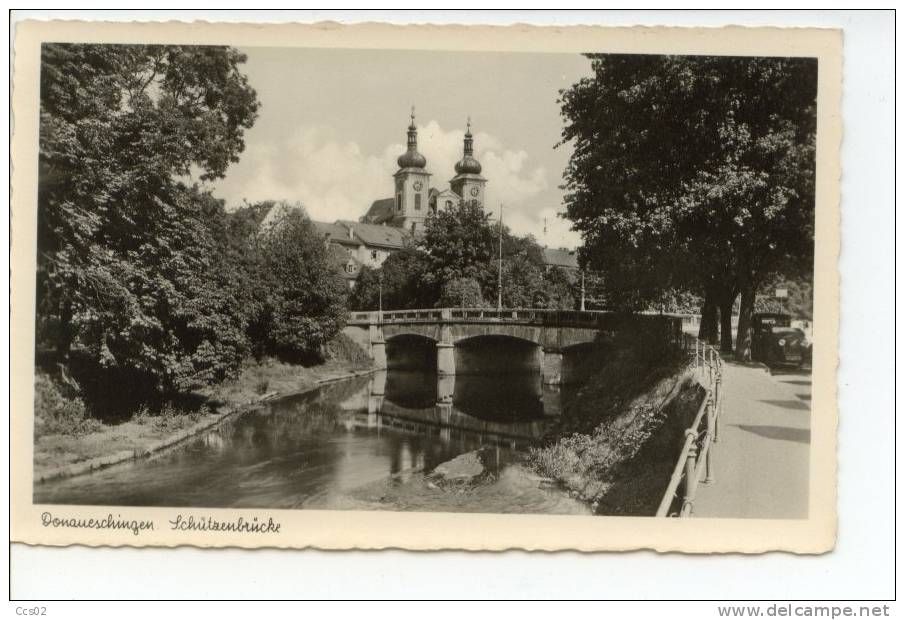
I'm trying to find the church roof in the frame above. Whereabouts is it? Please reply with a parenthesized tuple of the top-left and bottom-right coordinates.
(542, 247, 579, 270)
(337, 220, 413, 249)
(434, 187, 459, 198)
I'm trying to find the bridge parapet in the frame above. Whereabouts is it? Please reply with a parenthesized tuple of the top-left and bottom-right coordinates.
(347, 308, 684, 384)
(349, 307, 678, 331)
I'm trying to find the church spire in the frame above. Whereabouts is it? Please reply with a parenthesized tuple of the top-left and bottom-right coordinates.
(407, 105, 418, 148)
(463, 116, 474, 157)
(454, 116, 482, 175)
(397, 106, 426, 169)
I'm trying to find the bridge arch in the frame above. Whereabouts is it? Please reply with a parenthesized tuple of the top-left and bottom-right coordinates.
(385, 333, 437, 371)
(348, 308, 683, 386)
(454, 334, 543, 375)
(382, 323, 442, 342)
(447, 323, 543, 346)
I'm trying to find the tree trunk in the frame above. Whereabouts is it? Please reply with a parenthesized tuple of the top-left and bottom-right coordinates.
(698, 290, 718, 344)
(718, 288, 738, 354)
(735, 284, 756, 362)
(57, 299, 73, 365)
(55, 298, 81, 394)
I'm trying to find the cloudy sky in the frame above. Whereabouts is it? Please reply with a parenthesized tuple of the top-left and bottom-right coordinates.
(208, 47, 593, 249)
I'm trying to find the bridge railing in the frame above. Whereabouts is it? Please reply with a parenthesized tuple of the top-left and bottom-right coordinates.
(349, 307, 683, 337)
(655, 336, 724, 517)
(348, 308, 685, 357)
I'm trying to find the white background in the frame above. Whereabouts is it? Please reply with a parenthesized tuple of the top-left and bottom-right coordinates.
(7, 9, 897, 602)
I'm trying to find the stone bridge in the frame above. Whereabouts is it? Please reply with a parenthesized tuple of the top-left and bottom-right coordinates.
(346, 308, 683, 385)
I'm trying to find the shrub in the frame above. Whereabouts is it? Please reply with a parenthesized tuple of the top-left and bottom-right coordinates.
(132, 402, 208, 431)
(254, 379, 270, 395)
(528, 403, 669, 500)
(439, 277, 486, 308)
(33, 372, 102, 437)
(323, 332, 372, 367)
(133, 405, 153, 426)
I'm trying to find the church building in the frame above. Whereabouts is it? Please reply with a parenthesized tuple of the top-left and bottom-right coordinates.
(361, 109, 487, 235)
(314, 110, 579, 290)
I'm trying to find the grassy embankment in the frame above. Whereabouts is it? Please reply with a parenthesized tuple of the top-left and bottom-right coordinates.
(528, 338, 704, 516)
(33, 332, 374, 479)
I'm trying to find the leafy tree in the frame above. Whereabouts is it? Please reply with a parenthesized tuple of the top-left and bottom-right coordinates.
(541, 267, 579, 310)
(254, 208, 348, 361)
(497, 253, 546, 308)
(348, 247, 432, 311)
(559, 54, 816, 358)
(350, 199, 577, 312)
(753, 275, 813, 320)
(348, 266, 381, 312)
(36, 43, 259, 411)
(421, 199, 495, 291)
(439, 278, 487, 308)
(380, 246, 432, 309)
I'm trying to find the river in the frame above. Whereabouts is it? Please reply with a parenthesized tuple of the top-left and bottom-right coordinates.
(33, 369, 590, 515)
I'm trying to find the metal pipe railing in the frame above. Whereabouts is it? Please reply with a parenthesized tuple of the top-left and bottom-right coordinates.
(655, 336, 724, 518)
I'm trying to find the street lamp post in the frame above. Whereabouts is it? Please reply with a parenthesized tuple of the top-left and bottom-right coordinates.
(378, 272, 383, 322)
(497, 203, 504, 311)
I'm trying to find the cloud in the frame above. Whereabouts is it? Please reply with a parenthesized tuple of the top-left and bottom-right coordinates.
(210, 126, 391, 222)
(210, 120, 552, 229)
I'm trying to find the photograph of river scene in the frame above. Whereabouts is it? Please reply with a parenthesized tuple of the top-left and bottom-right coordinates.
(31, 43, 816, 520)
(35, 370, 591, 514)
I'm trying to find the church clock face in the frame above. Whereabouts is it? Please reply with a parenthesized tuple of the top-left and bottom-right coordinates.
(413, 181, 423, 191)
(470, 186, 480, 197)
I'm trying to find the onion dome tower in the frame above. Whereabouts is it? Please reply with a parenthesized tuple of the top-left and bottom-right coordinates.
(393, 107, 432, 234)
(450, 117, 487, 207)
(397, 108, 427, 170)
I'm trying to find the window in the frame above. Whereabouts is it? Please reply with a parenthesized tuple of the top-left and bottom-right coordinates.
(445, 200, 452, 208)
(411, 222, 417, 234)
(371, 250, 378, 261)
(345, 264, 356, 274)
(414, 193, 422, 211)
(396, 193, 402, 211)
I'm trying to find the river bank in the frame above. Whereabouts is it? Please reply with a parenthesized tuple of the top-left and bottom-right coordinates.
(35, 333, 701, 517)
(528, 342, 703, 516)
(34, 345, 375, 483)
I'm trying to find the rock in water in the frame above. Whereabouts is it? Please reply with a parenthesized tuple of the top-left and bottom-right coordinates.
(432, 451, 484, 481)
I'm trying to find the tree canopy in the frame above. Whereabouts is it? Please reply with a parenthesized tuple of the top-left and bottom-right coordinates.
(347, 198, 579, 312)
(420, 199, 496, 295)
(37, 44, 261, 408)
(36, 44, 350, 417)
(559, 54, 817, 357)
(252, 206, 348, 362)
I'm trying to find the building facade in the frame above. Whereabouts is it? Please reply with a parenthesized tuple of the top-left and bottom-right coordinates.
(316, 110, 577, 290)
(361, 110, 487, 235)
(317, 110, 488, 287)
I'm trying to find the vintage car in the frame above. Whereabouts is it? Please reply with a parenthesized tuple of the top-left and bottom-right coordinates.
(751, 313, 811, 367)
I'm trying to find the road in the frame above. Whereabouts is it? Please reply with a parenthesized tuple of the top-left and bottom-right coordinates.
(693, 361, 812, 519)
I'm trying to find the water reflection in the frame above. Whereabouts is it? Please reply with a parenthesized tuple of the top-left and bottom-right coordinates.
(365, 369, 560, 448)
(34, 369, 573, 511)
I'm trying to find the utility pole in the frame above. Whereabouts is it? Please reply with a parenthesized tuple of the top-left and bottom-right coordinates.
(580, 270, 586, 311)
(497, 203, 504, 311)
(378, 271, 383, 322)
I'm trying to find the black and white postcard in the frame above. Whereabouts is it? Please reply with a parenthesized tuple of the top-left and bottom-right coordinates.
(11, 19, 841, 552)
